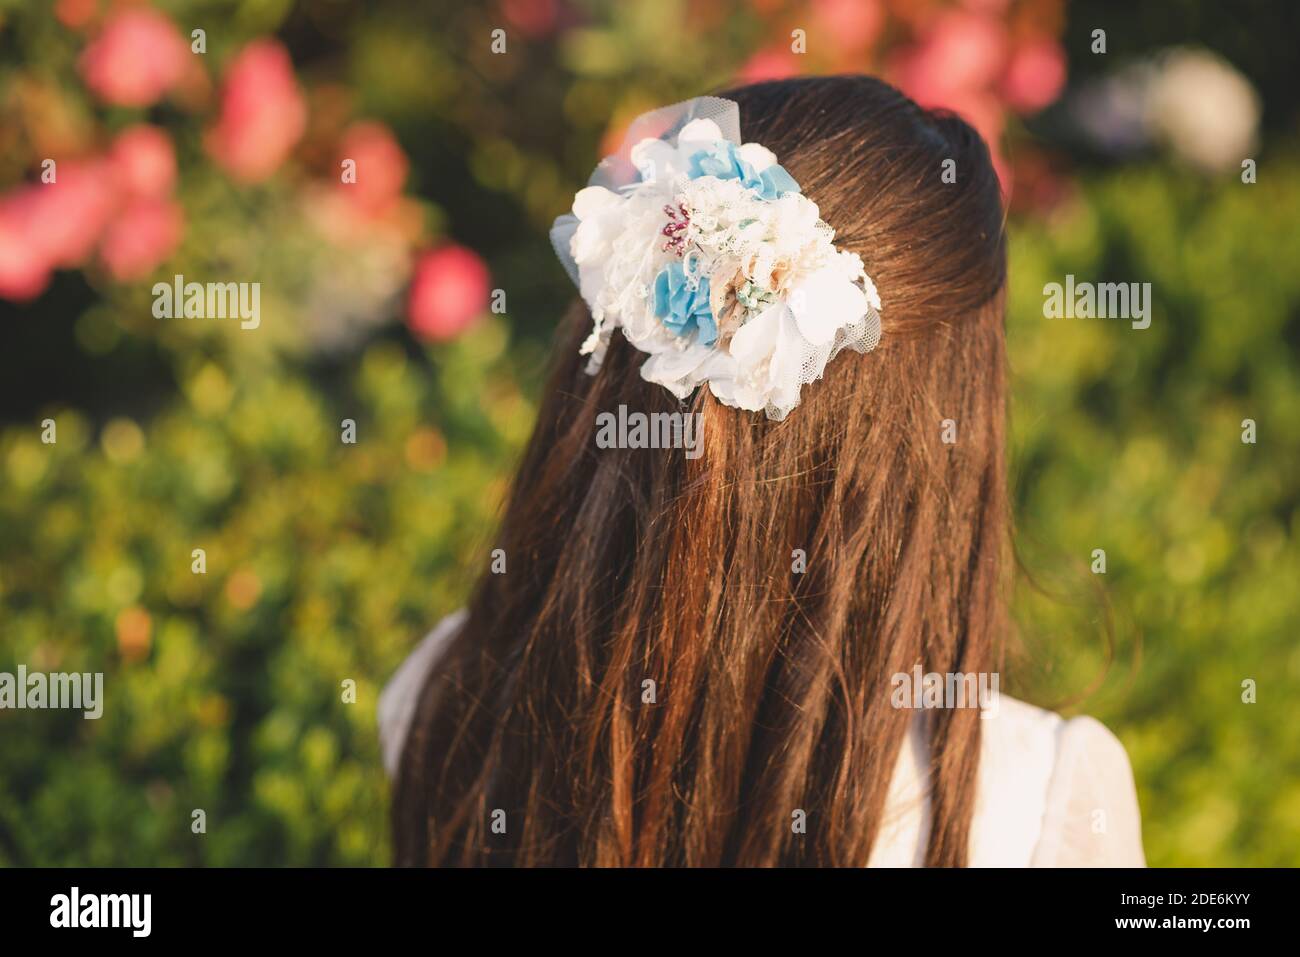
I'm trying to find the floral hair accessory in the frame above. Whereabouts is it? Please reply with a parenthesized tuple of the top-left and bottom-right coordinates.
(551, 96, 882, 421)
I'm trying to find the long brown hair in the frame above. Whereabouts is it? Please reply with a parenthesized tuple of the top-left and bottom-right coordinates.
(394, 75, 1008, 866)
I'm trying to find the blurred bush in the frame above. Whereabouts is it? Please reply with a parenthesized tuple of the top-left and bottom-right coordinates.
(1007, 160, 1300, 866)
(0, 322, 535, 864)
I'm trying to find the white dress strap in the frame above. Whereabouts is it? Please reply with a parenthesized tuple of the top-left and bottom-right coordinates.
(378, 609, 467, 778)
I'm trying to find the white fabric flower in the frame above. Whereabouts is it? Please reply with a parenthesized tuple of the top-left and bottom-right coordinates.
(736, 142, 777, 173)
(640, 339, 715, 399)
(789, 265, 870, 346)
(550, 96, 884, 421)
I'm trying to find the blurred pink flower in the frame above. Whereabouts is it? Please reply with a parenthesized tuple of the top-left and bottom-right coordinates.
(206, 40, 307, 183)
(0, 194, 52, 301)
(1001, 38, 1066, 113)
(99, 198, 184, 280)
(407, 245, 490, 342)
(738, 46, 801, 84)
(813, 0, 884, 55)
(31, 160, 119, 267)
(895, 10, 1007, 107)
(337, 122, 409, 215)
(959, 0, 1011, 12)
(78, 8, 187, 106)
(110, 125, 177, 200)
(0, 134, 189, 300)
(0, 157, 123, 301)
(501, 0, 560, 37)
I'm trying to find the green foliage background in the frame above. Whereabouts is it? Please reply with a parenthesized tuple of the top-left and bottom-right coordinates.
(0, 0, 1297, 866)
(1005, 164, 1300, 866)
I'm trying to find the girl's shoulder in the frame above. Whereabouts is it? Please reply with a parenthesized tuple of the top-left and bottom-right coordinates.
(872, 696, 1144, 867)
(993, 696, 1149, 868)
(971, 696, 1145, 866)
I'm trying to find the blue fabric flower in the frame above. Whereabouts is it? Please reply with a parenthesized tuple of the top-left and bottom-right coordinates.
(686, 141, 800, 200)
(653, 262, 717, 346)
(755, 164, 799, 200)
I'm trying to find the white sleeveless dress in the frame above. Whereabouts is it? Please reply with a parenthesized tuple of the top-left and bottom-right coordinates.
(379, 611, 1145, 867)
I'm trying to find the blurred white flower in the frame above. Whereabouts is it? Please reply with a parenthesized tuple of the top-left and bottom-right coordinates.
(1146, 48, 1260, 173)
(1071, 47, 1260, 174)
